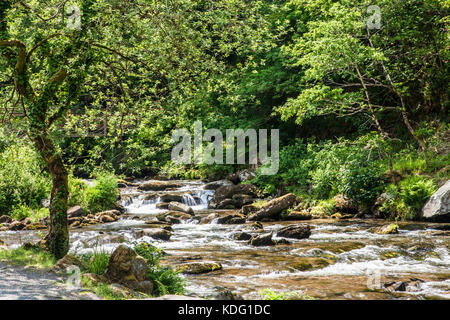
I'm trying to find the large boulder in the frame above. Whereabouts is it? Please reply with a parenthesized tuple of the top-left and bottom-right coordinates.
(216, 214, 246, 225)
(231, 194, 254, 207)
(283, 210, 312, 221)
(159, 193, 185, 203)
(216, 199, 236, 209)
(104, 245, 153, 294)
(226, 169, 256, 184)
(213, 184, 258, 204)
(168, 202, 194, 215)
(247, 193, 297, 221)
(333, 194, 358, 214)
(276, 224, 311, 239)
(203, 180, 234, 190)
(52, 254, 85, 273)
(138, 228, 172, 241)
(0, 215, 13, 224)
(138, 181, 183, 191)
(421, 180, 450, 222)
(67, 206, 84, 218)
(248, 233, 275, 246)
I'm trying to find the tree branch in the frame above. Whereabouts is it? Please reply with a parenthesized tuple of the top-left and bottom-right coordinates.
(27, 33, 61, 61)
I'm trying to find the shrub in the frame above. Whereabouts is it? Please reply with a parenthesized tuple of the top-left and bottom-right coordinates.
(379, 176, 437, 220)
(10, 205, 33, 221)
(86, 171, 118, 214)
(10, 205, 49, 222)
(68, 176, 89, 210)
(338, 161, 383, 206)
(0, 141, 50, 215)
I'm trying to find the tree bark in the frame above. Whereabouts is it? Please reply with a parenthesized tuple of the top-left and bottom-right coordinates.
(33, 132, 69, 259)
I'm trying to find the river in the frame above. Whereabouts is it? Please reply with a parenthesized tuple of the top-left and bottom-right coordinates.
(1, 180, 449, 299)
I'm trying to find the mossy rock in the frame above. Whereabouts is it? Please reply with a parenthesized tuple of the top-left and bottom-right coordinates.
(381, 251, 399, 260)
(374, 223, 399, 235)
(177, 261, 223, 274)
(283, 210, 312, 221)
(323, 242, 366, 254)
(289, 257, 335, 271)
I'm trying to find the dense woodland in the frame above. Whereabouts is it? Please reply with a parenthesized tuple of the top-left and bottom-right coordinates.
(0, 0, 449, 259)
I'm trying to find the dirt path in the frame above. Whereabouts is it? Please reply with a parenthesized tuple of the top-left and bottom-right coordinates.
(0, 262, 100, 300)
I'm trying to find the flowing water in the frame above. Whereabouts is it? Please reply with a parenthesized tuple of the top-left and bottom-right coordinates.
(1, 180, 449, 300)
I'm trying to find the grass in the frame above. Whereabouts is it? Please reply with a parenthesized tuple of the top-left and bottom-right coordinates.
(81, 276, 128, 300)
(79, 247, 110, 275)
(260, 289, 316, 300)
(0, 247, 56, 270)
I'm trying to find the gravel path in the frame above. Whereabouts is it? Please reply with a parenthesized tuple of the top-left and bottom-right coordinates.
(0, 262, 100, 300)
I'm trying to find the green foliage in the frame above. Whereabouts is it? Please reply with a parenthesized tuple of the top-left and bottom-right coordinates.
(260, 289, 315, 300)
(338, 161, 383, 206)
(380, 176, 437, 220)
(133, 242, 185, 296)
(80, 247, 111, 275)
(399, 176, 437, 211)
(133, 241, 166, 266)
(0, 141, 50, 216)
(10, 205, 49, 223)
(81, 277, 127, 300)
(254, 134, 386, 204)
(68, 176, 89, 210)
(86, 171, 118, 214)
(10, 205, 33, 221)
(147, 266, 186, 296)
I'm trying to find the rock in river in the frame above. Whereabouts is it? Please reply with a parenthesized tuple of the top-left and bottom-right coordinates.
(375, 223, 399, 235)
(277, 224, 311, 239)
(177, 261, 222, 274)
(168, 202, 194, 215)
(203, 179, 234, 190)
(216, 214, 246, 224)
(138, 180, 183, 191)
(248, 233, 275, 246)
(137, 228, 172, 241)
(213, 184, 258, 204)
(247, 193, 297, 221)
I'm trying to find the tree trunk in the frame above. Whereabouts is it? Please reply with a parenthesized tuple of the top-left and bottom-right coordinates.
(33, 132, 69, 259)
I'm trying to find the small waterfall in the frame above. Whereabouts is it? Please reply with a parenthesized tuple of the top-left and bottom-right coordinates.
(182, 194, 197, 206)
(142, 196, 161, 205)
